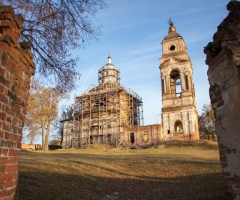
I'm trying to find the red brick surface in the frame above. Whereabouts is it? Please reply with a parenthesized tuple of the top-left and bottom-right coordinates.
(0, 6, 35, 200)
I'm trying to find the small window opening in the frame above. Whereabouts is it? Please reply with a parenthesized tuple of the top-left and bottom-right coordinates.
(167, 130, 170, 134)
(170, 45, 175, 51)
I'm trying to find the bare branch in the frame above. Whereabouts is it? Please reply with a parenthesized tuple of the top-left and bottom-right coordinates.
(0, 0, 107, 92)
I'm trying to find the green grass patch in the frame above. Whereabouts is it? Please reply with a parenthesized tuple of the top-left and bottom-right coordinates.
(16, 140, 226, 200)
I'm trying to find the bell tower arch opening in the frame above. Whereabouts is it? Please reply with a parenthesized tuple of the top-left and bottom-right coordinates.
(170, 69, 181, 97)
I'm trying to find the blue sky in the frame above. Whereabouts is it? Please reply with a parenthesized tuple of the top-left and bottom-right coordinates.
(60, 0, 230, 126)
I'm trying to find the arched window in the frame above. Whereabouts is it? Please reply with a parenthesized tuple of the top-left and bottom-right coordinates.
(143, 131, 149, 143)
(174, 120, 183, 132)
(170, 70, 181, 97)
(130, 132, 135, 144)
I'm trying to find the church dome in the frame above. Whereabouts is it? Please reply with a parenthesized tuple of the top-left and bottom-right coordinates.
(101, 62, 118, 70)
(98, 56, 120, 84)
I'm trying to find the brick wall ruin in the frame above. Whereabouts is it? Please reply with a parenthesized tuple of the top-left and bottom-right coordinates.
(0, 7, 35, 199)
(204, 1, 240, 199)
(125, 124, 162, 147)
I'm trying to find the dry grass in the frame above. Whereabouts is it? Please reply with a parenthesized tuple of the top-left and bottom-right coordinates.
(16, 141, 227, 200)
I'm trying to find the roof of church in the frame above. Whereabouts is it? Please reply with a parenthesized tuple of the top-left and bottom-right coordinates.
(163, 32, 182, 41)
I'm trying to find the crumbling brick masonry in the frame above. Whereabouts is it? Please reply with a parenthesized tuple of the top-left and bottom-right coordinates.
(0, 6, 35, 200)
(204, 1, 240, 200)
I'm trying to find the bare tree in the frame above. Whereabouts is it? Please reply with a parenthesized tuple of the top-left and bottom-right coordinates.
(22, 123, 40, 144)
(23, 123, 40, 144)
(0, 0, 107, 92)
(26, 78, 65, 151)
(198, 104, 216, 140)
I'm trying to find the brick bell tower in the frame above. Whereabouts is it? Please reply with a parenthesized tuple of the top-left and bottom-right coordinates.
(159, 19, 199, 140)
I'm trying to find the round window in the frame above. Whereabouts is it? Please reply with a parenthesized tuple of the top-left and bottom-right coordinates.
(170, 45, 175, 51)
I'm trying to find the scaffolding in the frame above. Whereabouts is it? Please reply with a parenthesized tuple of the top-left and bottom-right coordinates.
(72, 82, 144, 147)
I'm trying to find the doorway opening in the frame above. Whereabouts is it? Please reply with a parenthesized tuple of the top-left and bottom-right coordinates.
(174, 120, 183, 132)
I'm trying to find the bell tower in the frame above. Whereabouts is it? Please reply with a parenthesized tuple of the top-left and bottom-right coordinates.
(159, 20, 199, 140)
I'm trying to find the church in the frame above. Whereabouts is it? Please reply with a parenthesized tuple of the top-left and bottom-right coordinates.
(61, 20, 199, 148)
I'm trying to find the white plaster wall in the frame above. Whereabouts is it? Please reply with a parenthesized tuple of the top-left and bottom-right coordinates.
(162, 106, 198, 140)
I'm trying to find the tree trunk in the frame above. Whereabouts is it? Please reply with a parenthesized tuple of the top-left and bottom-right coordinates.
(45, 121, 51, 151)
(41, 125, 45, 151)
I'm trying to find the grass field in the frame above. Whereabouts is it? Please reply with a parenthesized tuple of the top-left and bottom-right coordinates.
(16, 141, 227, 200)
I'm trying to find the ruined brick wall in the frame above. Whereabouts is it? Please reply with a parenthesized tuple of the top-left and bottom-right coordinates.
(0, 7, 35, 200)
(204, 1, 240, 200)
(125, 124, 162, 146)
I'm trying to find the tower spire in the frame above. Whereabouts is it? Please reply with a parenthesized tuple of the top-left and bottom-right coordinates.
(168, 18, 176, 34)
(108, 55, 111, 64)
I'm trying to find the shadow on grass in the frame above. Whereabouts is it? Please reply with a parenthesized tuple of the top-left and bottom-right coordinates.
(16, 168, 227, 200)
(17, 146, 225, 200)
(19, 151, 222, 180)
